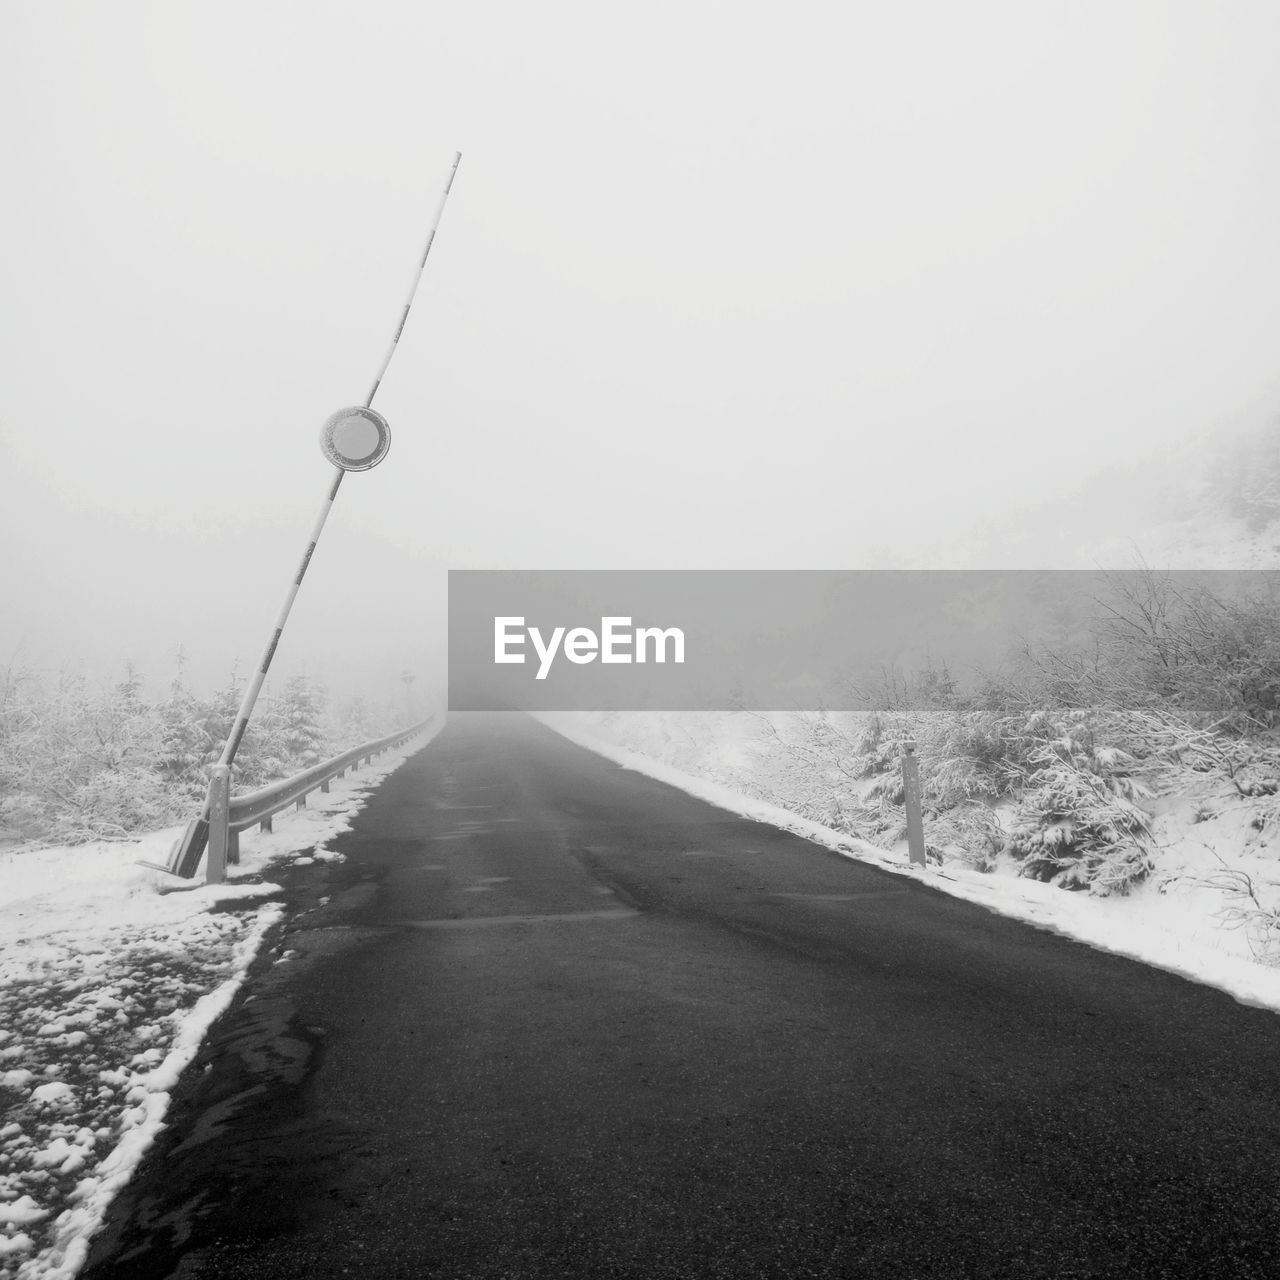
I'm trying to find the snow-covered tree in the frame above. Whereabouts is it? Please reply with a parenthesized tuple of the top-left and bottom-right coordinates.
(155, 649, 207, 796)
(1207, 416, 1280, 531)
(331, 694, 376, 748)
(201, 664, 273, 786)
(276, 674, 326, 768)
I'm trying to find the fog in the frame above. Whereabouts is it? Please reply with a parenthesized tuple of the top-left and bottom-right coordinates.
(4, 0, 1280, 703)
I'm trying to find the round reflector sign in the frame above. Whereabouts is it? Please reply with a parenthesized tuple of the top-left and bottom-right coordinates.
(320, 406, 391, 471)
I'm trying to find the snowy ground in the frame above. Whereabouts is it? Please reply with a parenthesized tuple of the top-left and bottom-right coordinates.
(1083, 508, 1280, 572)
(8, 708, 1280, 1275)
(0, 726, 438, 1280)
(539, 712, 1280, 1017)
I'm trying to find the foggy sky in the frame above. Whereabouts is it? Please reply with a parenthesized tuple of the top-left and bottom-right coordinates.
(4, 0, 1280, 699)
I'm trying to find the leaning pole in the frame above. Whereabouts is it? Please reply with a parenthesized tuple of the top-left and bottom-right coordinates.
(160, 151, 462, 878)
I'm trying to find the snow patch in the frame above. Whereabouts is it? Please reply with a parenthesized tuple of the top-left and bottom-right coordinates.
(0, 724, 440, 1279)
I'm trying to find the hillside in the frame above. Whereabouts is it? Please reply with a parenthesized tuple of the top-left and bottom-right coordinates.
(947, 411, 1280, 570)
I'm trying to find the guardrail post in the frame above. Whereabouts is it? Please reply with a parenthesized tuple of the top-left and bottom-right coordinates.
(901, 740, 927, 867)
(296, 794, 307, 811)
(227, 826, 240, 866)
(205, 765, 231, 886)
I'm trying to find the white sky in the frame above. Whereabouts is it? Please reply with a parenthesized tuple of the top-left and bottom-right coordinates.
(3, 0, 1280, 696)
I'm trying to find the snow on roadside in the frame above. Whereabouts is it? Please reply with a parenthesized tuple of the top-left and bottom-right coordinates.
(538, 712, 1280, 1017)
(0, 724, 439, 1279)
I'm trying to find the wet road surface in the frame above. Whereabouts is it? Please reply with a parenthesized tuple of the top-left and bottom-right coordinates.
(82, 713, 1280, 1278)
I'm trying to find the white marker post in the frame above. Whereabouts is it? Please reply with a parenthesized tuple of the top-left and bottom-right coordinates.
(161, 152, 462, 880)
(902, 739, 927, 867)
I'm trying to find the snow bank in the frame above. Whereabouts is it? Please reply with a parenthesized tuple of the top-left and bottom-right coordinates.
(0, 724, 440, 1278)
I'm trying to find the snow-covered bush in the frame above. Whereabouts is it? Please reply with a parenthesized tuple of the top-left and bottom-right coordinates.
(51, 764, 179, 844)
(1020, 570, 1280, 733)
(848, 714, 901, 780)
(1003, 716, 1156, 893)
(0, 660, 412, 845)
(920, 803, 1005, 874)
(759, 703, 1165, 894)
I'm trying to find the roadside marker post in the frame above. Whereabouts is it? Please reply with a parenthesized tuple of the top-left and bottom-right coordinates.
(204, 766, 231, 887)
(902, 740, 927, 867)
(155, 151, 462, 880)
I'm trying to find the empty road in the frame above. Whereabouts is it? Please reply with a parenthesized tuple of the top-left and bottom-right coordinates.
(83, 713, 1280, 1278)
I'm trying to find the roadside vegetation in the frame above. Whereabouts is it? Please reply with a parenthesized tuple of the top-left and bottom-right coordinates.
(583, 564, 1280, 973)
(598, 417, 1280, 906)
(747, 565, 1280, 896)
(0, 656, 407, 845)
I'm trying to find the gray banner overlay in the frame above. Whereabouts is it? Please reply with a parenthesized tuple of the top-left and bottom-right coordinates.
(448, 570, 1280, 711)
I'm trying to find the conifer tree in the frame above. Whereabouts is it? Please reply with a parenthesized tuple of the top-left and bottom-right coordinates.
(202, 662, 269, 784)
(156, 648, 206, 795)
(278, 673, 326, 768)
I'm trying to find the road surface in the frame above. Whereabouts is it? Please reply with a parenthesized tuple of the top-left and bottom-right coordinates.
(83, 713, 1280, 1278)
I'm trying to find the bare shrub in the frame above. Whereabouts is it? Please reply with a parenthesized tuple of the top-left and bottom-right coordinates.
(1020, 569, 1280, 732)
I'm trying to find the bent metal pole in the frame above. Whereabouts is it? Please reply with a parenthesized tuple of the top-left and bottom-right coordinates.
(215, 465, 345, 770)
(165, 151, 462, 878)
(365, 150, 463, 409)
(220, 150, 461, 771)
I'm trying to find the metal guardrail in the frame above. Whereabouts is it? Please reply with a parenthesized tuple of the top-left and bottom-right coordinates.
(143, 715, 436, 883)
(209, 714, 436, 883)
(230, 716, 434, 833)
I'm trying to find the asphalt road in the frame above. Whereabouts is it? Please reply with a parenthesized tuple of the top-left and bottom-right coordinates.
(83, 713, 1280, 1279)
